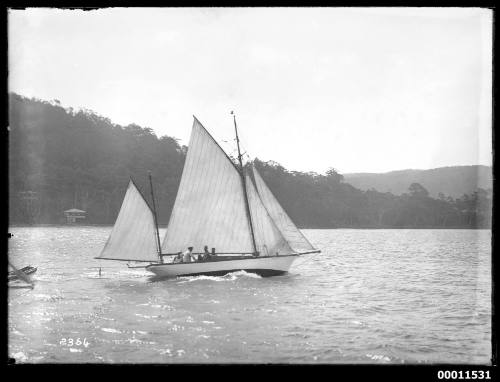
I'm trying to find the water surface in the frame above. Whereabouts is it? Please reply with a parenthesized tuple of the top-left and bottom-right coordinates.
(8, 227, 491, 364)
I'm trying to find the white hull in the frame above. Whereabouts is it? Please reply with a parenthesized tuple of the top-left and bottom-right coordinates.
(146, 255, 299, 278)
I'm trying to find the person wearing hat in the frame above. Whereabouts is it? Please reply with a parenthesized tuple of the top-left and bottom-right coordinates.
(182, 246, 195, 263)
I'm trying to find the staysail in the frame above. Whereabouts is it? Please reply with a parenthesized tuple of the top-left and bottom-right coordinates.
(246, 173, 292, 256)
(162, 117, 254, 254)
(252, 167, 316, 252)
(97, 180, 159, 262)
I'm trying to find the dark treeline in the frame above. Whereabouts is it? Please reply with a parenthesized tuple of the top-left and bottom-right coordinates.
(253, 160, 492, 228)
(9, 93, 185, 225)
(9, 93, 492, 228)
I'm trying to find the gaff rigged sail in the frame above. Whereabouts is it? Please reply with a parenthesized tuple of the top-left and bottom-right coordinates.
(161, 118, 254, 254)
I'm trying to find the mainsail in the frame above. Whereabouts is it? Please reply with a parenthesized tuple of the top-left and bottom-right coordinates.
(97, 180, 159, 262)
(252, 167, 316, 252)
(246, 173, 292, 256)
(162, 118, 254, 254)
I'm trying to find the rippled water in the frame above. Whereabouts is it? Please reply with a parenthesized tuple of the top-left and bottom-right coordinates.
(8, 227, 491, 364)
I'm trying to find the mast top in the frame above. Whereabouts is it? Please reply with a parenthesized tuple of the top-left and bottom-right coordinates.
(232, 111, 244, 171)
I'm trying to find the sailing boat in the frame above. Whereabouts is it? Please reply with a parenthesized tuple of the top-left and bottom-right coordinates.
(96, 115, 320, 278)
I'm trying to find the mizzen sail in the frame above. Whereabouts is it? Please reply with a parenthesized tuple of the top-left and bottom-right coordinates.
(246, 173, 292, 256)
(162, 117, 254, 254)
(252, 167, 316, 252)
(97, 180, 159, 262)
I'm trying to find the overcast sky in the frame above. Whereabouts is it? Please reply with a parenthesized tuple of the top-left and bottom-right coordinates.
(8, 7, 492, 174)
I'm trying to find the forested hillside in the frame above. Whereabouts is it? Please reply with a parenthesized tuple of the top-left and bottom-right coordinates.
(9, 93, 185, 225)
(253, 160, 491, 228)
(344, 166, 492, 198)
(8, 93, 492, 228)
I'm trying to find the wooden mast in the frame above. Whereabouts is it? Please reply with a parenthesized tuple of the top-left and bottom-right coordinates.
(148, 171, 163, 263)
(232, 111, 258, 255)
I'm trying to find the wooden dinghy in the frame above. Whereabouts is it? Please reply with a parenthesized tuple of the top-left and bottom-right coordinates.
(8, 266, 37, 281)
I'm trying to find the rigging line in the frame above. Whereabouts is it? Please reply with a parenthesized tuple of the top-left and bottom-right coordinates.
(197, 119, 242, 252)
(218, 173, 233, 250)
(247, 172, 291, 254)
(212, 141, 237, 250)
(200, 136, 221, 250)
(293, 250, 320, 268)
(207, 133, 241, 252)
(193, 116, 242, 174)
(226, 176, 249, 250)
(214, 162, 235, 251)
(21, 266, 115, 270)
(129, 177, 154, 215)
(164, 124, 201, 250)
(163, 121, 197, 248)
(184, 126, 205, 240)
(253, 167, 315, 250)
(204, 157, 223, 249)
(183, 128, 207, 249)
(232, 111, 258, 254)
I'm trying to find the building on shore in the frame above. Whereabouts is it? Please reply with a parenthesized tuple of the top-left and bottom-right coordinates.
(64, 208, 86, 224)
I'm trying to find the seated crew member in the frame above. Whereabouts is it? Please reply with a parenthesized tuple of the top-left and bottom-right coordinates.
(172, 252, 183, 263)
(202, 245, 211, 261)
(182, 246, 194, 263)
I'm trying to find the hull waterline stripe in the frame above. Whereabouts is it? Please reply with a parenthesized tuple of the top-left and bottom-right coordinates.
(150, 268, 288, 278)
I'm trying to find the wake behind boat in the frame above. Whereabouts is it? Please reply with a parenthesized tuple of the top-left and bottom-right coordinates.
(96, 114, 320, 278)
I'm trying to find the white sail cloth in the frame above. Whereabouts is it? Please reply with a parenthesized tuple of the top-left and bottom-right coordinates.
(97, 117, 315, 263)
(97, 180, 159, 262)
(162, 118, 254, 254)
(252, 167, 316, 252)
(246, 174, 292, 256)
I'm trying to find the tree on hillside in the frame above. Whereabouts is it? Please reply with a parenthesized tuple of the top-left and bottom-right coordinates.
(408, 183, 430, 198)
(326, 167, 344, 183)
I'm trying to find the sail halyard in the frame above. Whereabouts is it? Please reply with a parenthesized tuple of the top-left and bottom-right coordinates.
(97, 180, 160, 262)
(161, 117, 255, 254)
(232, 113, 258, 255)
(148, 172, 162, 262)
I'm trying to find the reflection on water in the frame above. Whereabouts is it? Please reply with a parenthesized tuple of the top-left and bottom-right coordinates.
(8, 227, 491, 364)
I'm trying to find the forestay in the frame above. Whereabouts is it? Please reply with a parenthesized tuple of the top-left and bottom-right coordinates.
(97, 180, 159, 262)
(252, 167, 316, 252)
(162, 117, 254, 254)
(246, 174, 292, 256)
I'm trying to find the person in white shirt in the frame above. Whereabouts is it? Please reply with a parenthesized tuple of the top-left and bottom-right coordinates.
(182, 246, 194, 262)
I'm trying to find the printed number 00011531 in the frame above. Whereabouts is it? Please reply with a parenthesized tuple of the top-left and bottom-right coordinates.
(437, 370, 491, 380)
